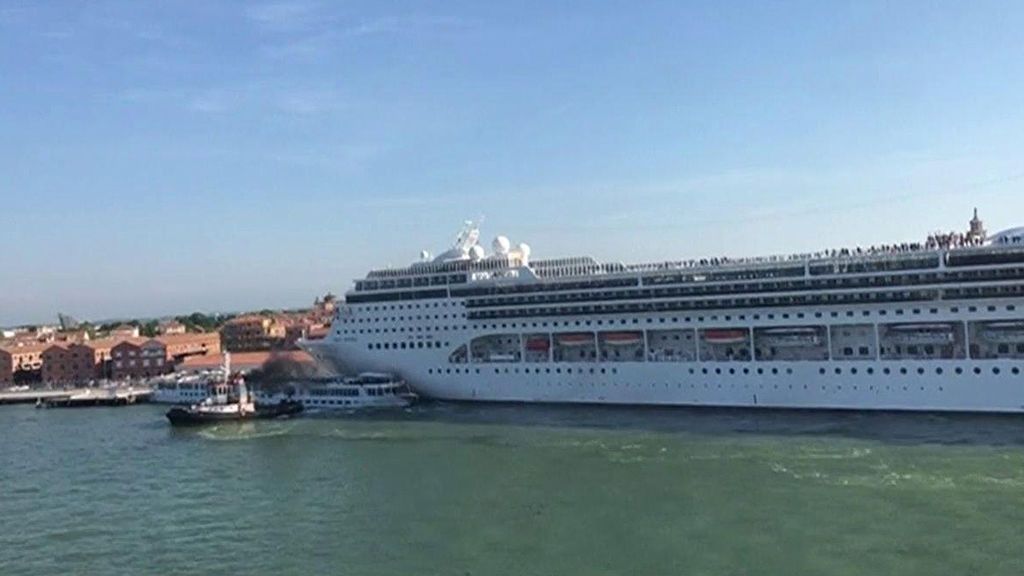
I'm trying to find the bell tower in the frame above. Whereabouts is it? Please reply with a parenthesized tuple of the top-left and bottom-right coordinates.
(967, 208, 987, 243)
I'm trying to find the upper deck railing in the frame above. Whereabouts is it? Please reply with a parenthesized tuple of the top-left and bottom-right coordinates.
(356, 238, 1024, 291)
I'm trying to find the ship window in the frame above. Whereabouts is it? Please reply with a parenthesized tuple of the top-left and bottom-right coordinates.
(858, 347, 869, 356)
(843, 347, 853, 356)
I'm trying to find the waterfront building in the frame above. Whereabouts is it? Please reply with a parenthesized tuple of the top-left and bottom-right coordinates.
(304, 211, 1024, 413)
(111, 339, 169, 380)
(41, 343, 97, 384)
(0, 343, 49, 384)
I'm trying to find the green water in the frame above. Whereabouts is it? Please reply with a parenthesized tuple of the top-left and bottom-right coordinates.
(2, 404, 1023, 575)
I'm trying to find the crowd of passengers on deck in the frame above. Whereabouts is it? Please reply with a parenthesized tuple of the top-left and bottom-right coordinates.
(629, 236, 991, 274)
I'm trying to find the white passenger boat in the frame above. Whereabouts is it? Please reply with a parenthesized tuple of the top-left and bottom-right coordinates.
(256, 373, 416, 411)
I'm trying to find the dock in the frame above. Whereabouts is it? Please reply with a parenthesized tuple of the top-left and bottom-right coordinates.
(0, 387, 152, 407)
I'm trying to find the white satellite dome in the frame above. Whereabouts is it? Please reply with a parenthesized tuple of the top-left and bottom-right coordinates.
(492, 235, 511, 255)
(517, 243, 531, 259)
(420, 250, 431, 262)
(469, 245, 485, 261)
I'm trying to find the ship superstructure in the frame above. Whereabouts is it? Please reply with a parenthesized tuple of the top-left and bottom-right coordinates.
(303, 211, 1024, 412)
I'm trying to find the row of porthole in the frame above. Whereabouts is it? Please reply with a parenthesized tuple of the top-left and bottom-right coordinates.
(428, 367, 623, 376)
(822, 366, 1021, 376)
(427, 366, 1022, 377)
(367, 341, 450, 350)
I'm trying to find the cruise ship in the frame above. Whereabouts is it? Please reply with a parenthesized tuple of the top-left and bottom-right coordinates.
(303, 210, 1024, 413)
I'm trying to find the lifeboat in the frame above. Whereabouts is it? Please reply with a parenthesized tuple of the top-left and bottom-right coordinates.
(759, 327, 821, 347)
(886, 323, 955, 345)
(556, 333, 595, 347)
(525, 337, 551, 351)
(982, 321, 1024, 343)
(702, 329, 748, 345)
(600, 332, 643, 346)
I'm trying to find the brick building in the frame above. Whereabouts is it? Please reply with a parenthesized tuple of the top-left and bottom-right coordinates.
(40, 339, 117, 384)
(111, 339, 169, 380)
(220, 315, 287, 352)
(41, 343, 94, 383)
(0, 343, 49, 385)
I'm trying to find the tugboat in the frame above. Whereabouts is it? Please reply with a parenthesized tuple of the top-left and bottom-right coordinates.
(166, 354, 303, 426)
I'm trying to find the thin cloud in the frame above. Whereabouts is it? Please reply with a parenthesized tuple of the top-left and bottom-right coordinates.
(245, 1, 325, 31)
(260, 14, 470, 59)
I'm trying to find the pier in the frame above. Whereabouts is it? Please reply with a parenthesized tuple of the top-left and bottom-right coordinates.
(0, 387, 152, 407)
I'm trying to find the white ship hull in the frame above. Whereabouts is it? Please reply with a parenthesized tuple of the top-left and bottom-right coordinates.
(307, 298, 1024, 414)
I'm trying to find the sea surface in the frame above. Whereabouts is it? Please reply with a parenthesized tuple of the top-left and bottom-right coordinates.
(2, 402, 1024, 576)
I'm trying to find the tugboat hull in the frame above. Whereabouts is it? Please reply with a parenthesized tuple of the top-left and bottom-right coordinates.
(166, 401, 304, 426)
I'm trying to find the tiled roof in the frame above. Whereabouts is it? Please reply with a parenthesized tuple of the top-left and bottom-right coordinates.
(178, 350, 314, 371)
(0, 342, 53, 355)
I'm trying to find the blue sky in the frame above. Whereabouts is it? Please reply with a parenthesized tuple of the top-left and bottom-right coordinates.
(2, 1, 1023, 326)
